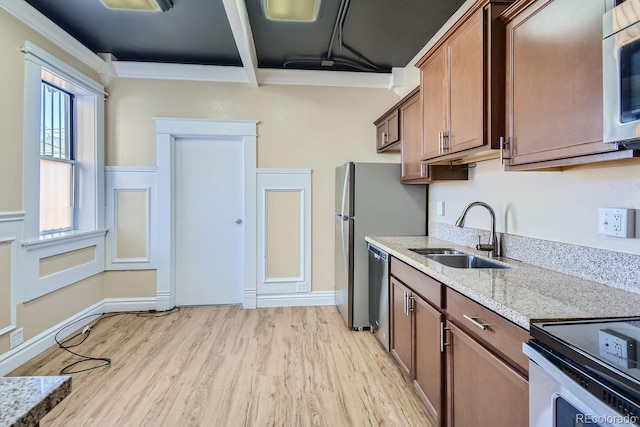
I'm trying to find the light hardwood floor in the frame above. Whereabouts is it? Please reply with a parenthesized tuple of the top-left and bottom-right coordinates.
(10, 306, 435, 427)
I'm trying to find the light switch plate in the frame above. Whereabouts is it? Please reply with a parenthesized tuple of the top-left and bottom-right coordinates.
(598, 208, 635, 238)
(436, 201, 445, 216)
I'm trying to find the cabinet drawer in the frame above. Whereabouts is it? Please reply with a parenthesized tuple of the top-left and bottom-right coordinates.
(446, 288, 530, 375)
(390, 258, 442, 308)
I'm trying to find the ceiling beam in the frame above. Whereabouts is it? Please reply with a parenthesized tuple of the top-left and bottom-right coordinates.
(221, 0, 259, 88)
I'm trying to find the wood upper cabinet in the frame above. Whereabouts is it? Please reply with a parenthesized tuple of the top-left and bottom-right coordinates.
(503, 0, 618, 169)
(445, 322, 528, 427)
(401, 90, 469, 184)
(419, 1, 510, 163)
(375, 109, 400, 152)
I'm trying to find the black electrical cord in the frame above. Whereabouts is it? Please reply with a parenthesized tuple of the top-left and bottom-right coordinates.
(55, 307, 180, 375)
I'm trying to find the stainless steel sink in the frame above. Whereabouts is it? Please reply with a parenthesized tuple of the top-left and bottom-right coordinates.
(426, 254, 511, 269)
(410, 248, 466, 256)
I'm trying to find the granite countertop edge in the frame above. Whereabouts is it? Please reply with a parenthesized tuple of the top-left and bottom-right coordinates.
(366, 235, 640, 331)
(0, 376, 71, 427)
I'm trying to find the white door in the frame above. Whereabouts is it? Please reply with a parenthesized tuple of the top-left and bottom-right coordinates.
(175, 137, 244, 305)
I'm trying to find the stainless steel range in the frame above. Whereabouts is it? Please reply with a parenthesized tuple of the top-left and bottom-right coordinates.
(525, 318, 640, 426)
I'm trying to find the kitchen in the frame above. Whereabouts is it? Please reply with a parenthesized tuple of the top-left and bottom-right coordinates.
(0, 0, 639, 425)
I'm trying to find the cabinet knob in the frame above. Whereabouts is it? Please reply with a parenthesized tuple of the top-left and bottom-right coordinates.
(235, 218, 243, 224)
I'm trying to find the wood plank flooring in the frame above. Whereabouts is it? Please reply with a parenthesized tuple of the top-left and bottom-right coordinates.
(10, 306, 435, 427)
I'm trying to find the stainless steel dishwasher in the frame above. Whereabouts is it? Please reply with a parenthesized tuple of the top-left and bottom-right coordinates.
(368, 243, 390, 351)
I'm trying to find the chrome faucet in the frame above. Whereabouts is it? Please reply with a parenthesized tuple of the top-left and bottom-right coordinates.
(455, 201, 499, 257)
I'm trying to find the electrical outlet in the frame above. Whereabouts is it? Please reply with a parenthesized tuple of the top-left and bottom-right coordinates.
(296, 283, 308, 293)
(599, 329, 636, 369)
(9, 328, 23, 349)
(598, 208, 635, 238)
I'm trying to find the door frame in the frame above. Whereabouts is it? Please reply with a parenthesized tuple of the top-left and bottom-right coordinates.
(154, 118, 258, 310)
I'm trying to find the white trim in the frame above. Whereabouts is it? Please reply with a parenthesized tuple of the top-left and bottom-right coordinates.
(221, 0, 259, 87)
(256, 291, 336, 308)
(0, 212, 26, 223)
(0, 300, 104, 376)
(105, 166, 158, 173)
(0, 1, 110, 84)
(256, 170, 312, 295)
(154, 118, 258, 310)
(0, 217, 22, 338)
(105, 167, 157, 270)
(22, 42, 106, 95)
(256, 68, 393, 88)
(22, 229, 108, 250)
(244, 288, 257, 309)
(22, 234, 106, 302)
(114, 62, 248, 83)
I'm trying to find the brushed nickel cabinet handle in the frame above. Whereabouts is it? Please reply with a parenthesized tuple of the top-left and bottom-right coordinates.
(440, 321, 450, 352)
(463, 314, 488, 330)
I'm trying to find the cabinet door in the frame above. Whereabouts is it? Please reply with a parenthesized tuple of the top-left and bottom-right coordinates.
(414, 295, 444, 425)
(421, 47, 448, 160)
(376, 121, 388, 151)
(390, 277, 412, 377)
(448, 9, 484, 154)
(386, 110, 400, 145)
(446, 322, 528, 427)
(401, 96, 426, 182)
(506, 0, 615, 166)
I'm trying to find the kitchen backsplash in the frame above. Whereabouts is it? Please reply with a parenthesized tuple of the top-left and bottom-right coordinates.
(429, 222, 640, 295)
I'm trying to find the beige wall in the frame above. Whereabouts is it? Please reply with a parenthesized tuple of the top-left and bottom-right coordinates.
(104, 270, 157, 298)
(39, 246, 96, 278)
(106, 79, 401, 291)
(266, 191, 301, 279)
(0, 11, 106, 358)
(430, 158, 640, 255)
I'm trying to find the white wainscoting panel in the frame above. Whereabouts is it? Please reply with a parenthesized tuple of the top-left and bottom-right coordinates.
(0, 212, 24, 336)
(257, 169, 312, 297)
(105, 167, 157, 270)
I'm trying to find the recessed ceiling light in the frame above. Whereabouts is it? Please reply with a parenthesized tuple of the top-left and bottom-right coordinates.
(100, 0, 173, 12)
(263, 0, 320, 22)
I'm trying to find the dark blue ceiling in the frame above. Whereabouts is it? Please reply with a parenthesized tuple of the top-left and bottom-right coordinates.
(24, 0, 467, 72)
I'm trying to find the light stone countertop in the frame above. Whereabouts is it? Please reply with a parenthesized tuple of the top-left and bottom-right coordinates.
(0, 376, 71, 427)
(366, 235, 640, 330)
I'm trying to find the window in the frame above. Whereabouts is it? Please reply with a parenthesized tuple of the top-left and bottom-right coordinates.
(39, 82, 75, 233)
(22, 41, 106, 301)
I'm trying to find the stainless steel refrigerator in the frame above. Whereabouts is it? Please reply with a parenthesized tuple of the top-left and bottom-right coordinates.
(334, 162, 427, 330)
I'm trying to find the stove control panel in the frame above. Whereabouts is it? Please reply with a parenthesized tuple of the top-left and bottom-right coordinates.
(599, 329, 637, 369)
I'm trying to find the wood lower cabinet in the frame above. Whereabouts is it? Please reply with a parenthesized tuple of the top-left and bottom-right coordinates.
(414, 295, 444, 425)
(446, 321, 528, 427)
(391, 277, 412, 377)
(389, 257, 529, 426)
(503, 0, 622, 169)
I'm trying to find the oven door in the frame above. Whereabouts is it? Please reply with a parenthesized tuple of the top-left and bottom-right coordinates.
(525, 344, 636, 427)
(603, 6, 640, 146)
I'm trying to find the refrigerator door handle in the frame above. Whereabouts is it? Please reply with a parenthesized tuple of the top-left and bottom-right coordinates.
(341, 165, 350, 217)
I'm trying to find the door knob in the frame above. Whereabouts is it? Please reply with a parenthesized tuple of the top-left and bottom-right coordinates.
(235, 218, 242, 224)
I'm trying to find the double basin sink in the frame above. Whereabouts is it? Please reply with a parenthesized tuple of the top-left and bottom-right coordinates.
(410, 248, 510, 269)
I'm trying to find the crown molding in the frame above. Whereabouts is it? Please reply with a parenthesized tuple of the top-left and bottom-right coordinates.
(114, 61, 248, 83)
(0, 0, 114, 85)
(256, 68, 393, 89)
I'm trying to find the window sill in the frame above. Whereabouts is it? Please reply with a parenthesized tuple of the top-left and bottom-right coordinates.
(23, 229, 108, 251)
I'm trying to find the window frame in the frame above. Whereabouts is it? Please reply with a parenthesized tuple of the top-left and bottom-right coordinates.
(22, 41, 106, 302)
(39, 80, 77, 234)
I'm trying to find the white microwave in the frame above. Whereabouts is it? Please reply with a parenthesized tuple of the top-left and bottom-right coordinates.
(603, 0, 640, 149)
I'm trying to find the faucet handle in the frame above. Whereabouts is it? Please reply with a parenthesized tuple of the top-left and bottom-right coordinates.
(476, 235, 481, 250)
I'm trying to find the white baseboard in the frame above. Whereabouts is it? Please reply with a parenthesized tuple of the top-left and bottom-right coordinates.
(0, 297, 157, 376)
(256, 291, 336, 308)
(0, 300, 104, 376)
(243, 288, 257, 309)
